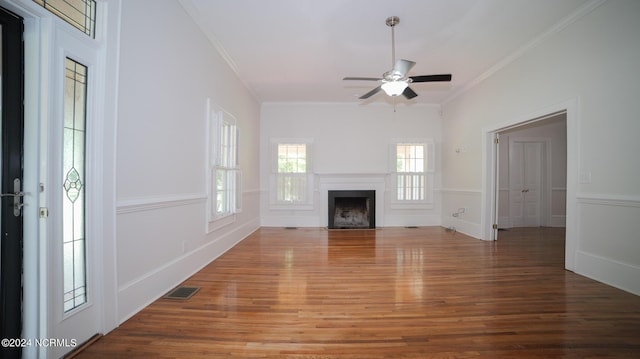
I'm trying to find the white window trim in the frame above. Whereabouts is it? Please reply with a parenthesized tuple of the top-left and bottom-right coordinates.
(206, 100, 241, 232)
(390, 139, 435, 209)
(269, 138, 314, 210)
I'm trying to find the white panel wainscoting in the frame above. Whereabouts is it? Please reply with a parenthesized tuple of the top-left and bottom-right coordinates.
(261, 208, 323, 228)
(576, 250, 640, 296)
(384, 213, 442, 227)
(115, 192, 260, 323)
(440, 188, 483, 238)
(574, 193, 640, 295)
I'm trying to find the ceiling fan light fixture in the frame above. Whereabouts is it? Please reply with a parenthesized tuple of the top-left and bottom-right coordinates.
(342, 16, 452, 102)
(381, 80, 408, 96)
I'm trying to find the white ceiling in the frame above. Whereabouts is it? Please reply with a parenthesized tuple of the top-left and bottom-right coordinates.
(181, 0, 592, 104)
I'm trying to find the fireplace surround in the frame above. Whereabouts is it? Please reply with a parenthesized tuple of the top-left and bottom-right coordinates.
(328, 190, 376, 229)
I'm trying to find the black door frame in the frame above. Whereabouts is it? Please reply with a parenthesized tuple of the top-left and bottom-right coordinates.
(0, 6, 24, 359)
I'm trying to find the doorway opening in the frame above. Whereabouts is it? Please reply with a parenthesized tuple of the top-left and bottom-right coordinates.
(496, 114, 567, 231)
(481, 98, 578, 271)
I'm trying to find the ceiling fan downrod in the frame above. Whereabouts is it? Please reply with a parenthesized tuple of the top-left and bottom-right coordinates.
(386, 16, 400, 68)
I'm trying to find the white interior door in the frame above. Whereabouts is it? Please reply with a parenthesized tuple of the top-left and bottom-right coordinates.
(492, 133, 500, 240)
(523, 142, 543, 226)
(509, 140, 543, 227)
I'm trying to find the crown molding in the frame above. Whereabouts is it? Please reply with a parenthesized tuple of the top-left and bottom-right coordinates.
(177, 0, 262, 103)
(442, 0, 607, 105)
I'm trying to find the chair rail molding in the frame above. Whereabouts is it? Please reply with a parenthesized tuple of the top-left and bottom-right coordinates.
(116, 193, 207, 214)
(576, 193, 640, 207)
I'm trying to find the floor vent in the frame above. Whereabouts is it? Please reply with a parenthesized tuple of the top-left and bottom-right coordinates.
(285, 227, 298, 229)
(163, 286, 200, 300)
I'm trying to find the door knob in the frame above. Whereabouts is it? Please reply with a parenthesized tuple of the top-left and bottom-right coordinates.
(0, 179, 25, 216)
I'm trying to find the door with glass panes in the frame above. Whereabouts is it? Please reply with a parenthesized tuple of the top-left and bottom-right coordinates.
(41, 0, 103, 355)
(48, 30, 102, 358)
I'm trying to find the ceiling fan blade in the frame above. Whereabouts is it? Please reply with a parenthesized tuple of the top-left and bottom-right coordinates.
(343, 77, 382, 81)
(410, 74, 452, 83)
(393, 59, 416, 77)
(359, 86, 382, 99)
(402, 87, 418, 99)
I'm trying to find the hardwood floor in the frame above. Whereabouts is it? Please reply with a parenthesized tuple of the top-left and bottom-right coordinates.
(78, 227, 640, 358)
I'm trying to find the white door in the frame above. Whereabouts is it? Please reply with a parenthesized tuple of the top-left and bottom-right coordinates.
(46, 27, 103, 359)
(509, 141, 543, 227)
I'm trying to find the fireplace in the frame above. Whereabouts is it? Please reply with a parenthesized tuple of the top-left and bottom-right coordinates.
(328, 190, 376, 229)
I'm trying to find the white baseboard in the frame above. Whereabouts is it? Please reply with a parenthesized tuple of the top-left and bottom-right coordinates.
(441, 217, 482, 239)
(575, 250, 640, 296)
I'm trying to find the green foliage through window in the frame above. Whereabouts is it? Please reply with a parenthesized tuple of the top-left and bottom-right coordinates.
(275, 143, 309, 204)
(278, 144, 306, 173)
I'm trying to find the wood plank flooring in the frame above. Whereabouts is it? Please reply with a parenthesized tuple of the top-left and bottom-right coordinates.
(78, 227, 640, 358)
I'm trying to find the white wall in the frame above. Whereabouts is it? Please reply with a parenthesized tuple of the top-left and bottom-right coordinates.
(260, 103, 443, 227)
(441, 0, 640, 294)
(115, 0, 261, 322)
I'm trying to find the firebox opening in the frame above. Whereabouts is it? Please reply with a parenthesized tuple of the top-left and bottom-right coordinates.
(328, 190, 376, 229)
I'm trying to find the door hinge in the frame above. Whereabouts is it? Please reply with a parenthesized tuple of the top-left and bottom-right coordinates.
(494, 138, 499, 144)
(39, 207, 49, 218)
(492, 224, 498, 229)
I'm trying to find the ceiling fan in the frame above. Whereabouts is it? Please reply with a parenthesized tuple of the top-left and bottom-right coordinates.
(343, 16, 452, 100)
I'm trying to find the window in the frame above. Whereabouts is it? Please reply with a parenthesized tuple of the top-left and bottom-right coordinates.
(271, 139, 313, 207)
(396, 144, 425, 201)
(63, 57, 88, 311)
(392, 141, 434, 205)
(34, 0, 96, 38)
(277, 144, 307, 203)
(208, 106, 241, 226)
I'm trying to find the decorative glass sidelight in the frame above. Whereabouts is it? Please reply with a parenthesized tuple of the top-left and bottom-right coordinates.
(62, 58, 87, 312)
(33, 0, 96, 38)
